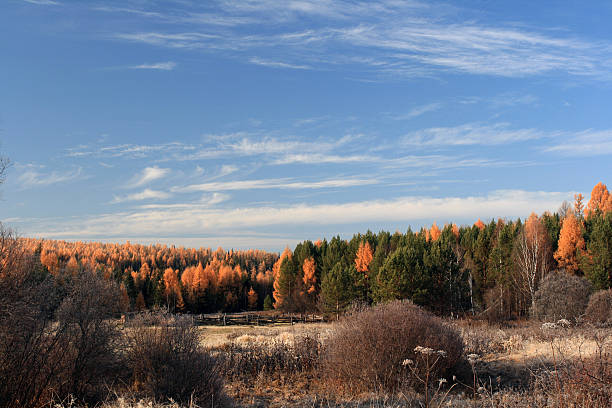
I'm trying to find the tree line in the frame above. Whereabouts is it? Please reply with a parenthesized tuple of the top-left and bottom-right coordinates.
(19, 181, 612, 319)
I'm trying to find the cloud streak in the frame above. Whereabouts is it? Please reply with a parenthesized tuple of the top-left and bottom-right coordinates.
(18, 166, 82, 188)
(105, 1, 612, 79)
(544, 129, 612, 156)
(249, 57, 311, 70)
(127, 166, 171, 188)
(112, 188, 171, 203)
(129, 61, 177, 70)
(403, 123, 548, 147)
(173, 177, 378, 193)
(25, 189, 572, 248)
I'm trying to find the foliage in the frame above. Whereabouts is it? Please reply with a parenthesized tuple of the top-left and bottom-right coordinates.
(581, 212, 612, 289)
(554, 212, 585, 274)
(531, 271, 593, 321)
(14, 181, 612, 321)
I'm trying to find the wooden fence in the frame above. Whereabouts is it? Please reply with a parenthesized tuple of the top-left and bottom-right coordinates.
(195, 313, 324, 326)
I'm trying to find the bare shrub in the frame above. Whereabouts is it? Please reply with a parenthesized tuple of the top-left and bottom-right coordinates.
(585, 289, 612, 324)
(218, 334, 321, 381)
(0, 234, 63, 408)
(0, 226, 125, 407)
(531, 271, 592, 322)
(124, 311, 227, 407)
(52, 272, 124, 401)
(323, 300, 463, 393)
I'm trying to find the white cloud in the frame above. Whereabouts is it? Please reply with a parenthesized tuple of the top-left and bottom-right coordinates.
(18, 166, 82, 188)
(393, 103, 443, 120)
(22, 0, 59, 5)
(66, 142, 196, 159)
(272, 153, 375, 164)
(129, 61, 177, 70)
(218, 165, 238, 177)
(403, 123, 548, 147)
(249, 57, 311, 70)
(26, 189, 572, 248)
(544, 129, 612, 156)
(127, 166, 171, 188)
(109, 1, 612, 79)
(112, 188, 171, 203)
(114, 32, 219, 50)
(173, 177, 377, 193)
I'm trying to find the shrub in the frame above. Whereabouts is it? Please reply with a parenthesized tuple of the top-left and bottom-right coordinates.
(323, 300, 463, 393)
(53, 272, 124, 402)
(0, 227, 124, 407)
(585, 289, 612, 324)
(218, 334, 321, 381)
(531, 271, 592, 322)
(124, 311, 227, 407)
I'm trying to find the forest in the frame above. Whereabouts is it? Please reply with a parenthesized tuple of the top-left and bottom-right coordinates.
(19, 181, 612, 321)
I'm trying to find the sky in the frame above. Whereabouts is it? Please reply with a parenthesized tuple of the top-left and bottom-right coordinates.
(1, 0, 612, 251)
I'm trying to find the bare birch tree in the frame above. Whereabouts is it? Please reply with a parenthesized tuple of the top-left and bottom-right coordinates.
(512, 213, 553, 317)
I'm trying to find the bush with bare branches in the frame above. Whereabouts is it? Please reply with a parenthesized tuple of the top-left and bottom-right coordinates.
(585, 289, 612, 324)
(124, 311, 227, 407)
(323, 300, 463, 393)
(0, 225, 125, 407)
(531, 271, 592, 322)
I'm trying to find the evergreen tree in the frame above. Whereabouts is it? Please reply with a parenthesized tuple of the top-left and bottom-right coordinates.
(263, 294, 273, 311)
(581, 213, 612, 289)
(320, 262, 357, 319)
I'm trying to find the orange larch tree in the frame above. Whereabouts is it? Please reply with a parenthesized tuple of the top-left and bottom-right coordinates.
(574, 193, 584, 218)
(554, 212, 585, 274)
(451, 223, 460, 239)
(247, 287, 258, 310)
(429, 222, 442, 242)
(354, 241, 373, 276)
(586, 182, 612, 217)
(474, 219, 485, 230)
(272, 247, 293, 308)
(302, 257, 317, 295)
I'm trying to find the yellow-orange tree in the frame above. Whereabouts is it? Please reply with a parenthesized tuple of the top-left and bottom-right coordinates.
(554, 212, 585, 274)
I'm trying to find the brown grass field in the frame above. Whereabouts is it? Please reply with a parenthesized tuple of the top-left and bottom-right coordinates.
(73, 319, 609, 408)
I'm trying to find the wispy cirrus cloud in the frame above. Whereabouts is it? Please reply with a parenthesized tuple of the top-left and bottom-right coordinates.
(129, 61, 177, 70)
(392, 103, 443, 120)
(25, 189, 572, 249)
(18, 166, 82, 188)
(112, 188, 171, 203)
(271, 153, 375, 165)
(22, 0, 59, 5)
(249, 57, 311, 70)
(173, 177, 378, 193)
(104, 1, 612, 79)
(403, 123, 549, 147)
(114, 32, 221, 50)
(544, 129, 612, 156)
(127, 166, 171, 188)
(66, 142, 196, 159)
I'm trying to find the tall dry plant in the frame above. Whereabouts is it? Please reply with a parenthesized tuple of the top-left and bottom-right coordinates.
(124, 311, 227, 407)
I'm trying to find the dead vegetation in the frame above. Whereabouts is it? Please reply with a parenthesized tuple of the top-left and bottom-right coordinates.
(1, 228, 610, 408)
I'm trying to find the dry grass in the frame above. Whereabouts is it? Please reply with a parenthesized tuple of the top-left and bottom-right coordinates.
(45, 317, 612, 408)
(197, 322, 333, 348)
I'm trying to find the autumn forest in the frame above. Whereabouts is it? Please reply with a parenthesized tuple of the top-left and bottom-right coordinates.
(19, 181, 612, 320)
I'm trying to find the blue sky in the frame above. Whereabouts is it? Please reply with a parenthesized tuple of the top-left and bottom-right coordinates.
(1, 0, 612, 250)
